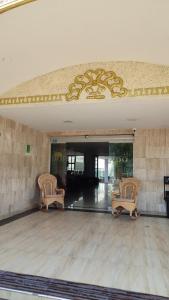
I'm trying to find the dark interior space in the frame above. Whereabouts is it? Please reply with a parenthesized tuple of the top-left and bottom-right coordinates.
(66, 142, 109, 187)
(51, 142, 133, 211)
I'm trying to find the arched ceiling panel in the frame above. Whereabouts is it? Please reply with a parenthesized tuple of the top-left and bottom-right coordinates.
(1, 61, 169, 105)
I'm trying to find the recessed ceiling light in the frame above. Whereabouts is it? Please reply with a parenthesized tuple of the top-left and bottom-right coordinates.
(127, 118, 138, 122)
(63, 120, 73, 123)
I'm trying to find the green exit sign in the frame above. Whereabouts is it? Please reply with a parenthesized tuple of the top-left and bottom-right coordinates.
(25, 144, 31, 154)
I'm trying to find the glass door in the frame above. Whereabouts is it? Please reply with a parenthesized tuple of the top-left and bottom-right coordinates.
(109, 143, 133, 184)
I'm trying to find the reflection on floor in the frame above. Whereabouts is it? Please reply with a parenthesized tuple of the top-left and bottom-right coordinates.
(0, 210, 169, 298)
(65, 183, 115, 211)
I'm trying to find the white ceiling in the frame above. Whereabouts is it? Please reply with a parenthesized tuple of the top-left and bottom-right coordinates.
(0, 0, 169, 95)
(0, 0, 169, 131)
(0, 97, 169, 132)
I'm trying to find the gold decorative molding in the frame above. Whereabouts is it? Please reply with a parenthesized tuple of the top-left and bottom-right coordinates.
(128, 86, 169, 97)
(0, 0, 36, 14)
(65, 69, 128, 100)
(0, 94, 66, 106)
(1, 68, 169, 106)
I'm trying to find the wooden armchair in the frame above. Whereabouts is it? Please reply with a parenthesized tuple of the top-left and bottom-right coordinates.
(38, 173, 65, 211)
(112, 178, 140, 219)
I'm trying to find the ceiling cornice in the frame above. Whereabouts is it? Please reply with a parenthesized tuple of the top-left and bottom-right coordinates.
(0, 0, 36, 14)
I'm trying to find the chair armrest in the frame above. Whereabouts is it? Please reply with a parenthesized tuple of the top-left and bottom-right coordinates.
(112, 191, 120, 196)
(112, 191, 120, 199)
(39, 189, 45, 198)
(56, 188, 65, 196)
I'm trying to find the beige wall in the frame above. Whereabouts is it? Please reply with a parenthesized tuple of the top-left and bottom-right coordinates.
(134, 129, 169, 215)
(0, 116, 50, 220)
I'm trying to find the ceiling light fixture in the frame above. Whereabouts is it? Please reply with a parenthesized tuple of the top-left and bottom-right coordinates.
(127, 118, 138, 122)
(63, 120, 73, 124)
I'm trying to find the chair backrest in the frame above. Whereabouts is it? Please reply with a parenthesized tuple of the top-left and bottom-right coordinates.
(119, 178, 140, 203)
(38, 173, 57, 196)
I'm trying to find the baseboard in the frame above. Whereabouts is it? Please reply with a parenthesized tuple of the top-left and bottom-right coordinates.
(0, 207, 39, 226)
(65, 207, 168, 218)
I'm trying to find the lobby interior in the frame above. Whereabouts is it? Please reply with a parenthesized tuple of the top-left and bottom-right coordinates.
(0, 0, 169, 299)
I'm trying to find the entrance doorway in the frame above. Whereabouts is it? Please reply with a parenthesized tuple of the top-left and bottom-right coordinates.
(95, 156, 116, 183)
(50, 142, 133, 211)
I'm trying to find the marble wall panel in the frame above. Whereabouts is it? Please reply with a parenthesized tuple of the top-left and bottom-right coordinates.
(134, 129, 169, 215)
(0, 115, 50, 220)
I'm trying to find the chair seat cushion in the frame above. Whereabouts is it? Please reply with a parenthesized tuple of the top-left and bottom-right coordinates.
(45, 194, 63, 198)
(112, 198, 134, 203)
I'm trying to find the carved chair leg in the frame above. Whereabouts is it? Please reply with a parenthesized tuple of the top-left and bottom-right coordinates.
(130, 209, 139, 220)
(135, 208, 140, 217)
(58, 202, 64, 210)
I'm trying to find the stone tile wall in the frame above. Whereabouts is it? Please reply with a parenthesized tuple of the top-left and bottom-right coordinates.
(134, 129, 169, 215)
(0, 116, 50, 220)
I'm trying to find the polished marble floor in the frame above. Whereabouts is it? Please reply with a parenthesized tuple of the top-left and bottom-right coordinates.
(65, 182, 114, 211)
(0, 210, 169, 298)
